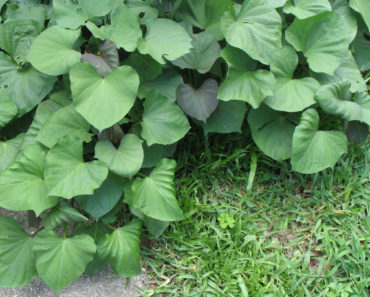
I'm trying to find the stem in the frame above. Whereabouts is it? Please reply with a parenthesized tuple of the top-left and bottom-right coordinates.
(104, 223, 116, 231)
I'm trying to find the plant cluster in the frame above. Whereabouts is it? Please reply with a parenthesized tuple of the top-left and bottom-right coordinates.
(0, 0, 369, 293)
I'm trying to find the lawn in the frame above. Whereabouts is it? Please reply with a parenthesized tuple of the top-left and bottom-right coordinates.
(140, 131, 369, 297)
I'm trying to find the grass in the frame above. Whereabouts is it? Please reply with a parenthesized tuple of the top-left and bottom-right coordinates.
(139, 131, 369, 297)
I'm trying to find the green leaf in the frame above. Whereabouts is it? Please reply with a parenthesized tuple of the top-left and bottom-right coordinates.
(283, 0, 332, 19)
(331, 0, 358, 43)
(291, 108, 347, 174)
(218, 69, 276, 109)
(86, 3, 141, 52)
(33, 230, 96, 294)
(221, 0, 282, 64)
(345, 121, 368, 144)
(0, 133, 24, 173)
(53, 0, 86, 29)
(349, 0, 370, 32)
(267, 0, 287, 8)
(0, 89, 18, 128)
(315, 82, 370, 126)
(142, 143, 177, 168)
(5, 5, 46, 30)
(97, 219, 141, 277)
(248, 105, 296, 161)
(130, 206, 170, 237)
(0, 144, 58, 216)
(137, 18, 192, 64)
(70, 62, 139, 131)
(45, 136, 108, 199)
(36, 104, 91, 148)
(202, 100, 247, 134)
(27, 26, 82, 76)
(42, 201, 88, 230)
(285, 12, 350, 75)
(176, 79, 219, 122)
(141, 93, 190, 146)
(78, 0, 113, 19)
(0, 52, 56, 114)
(124, 158, 183, 221)
(172, 31, 221, 74)
(220, 44, 257, 72)
(95, 134, 144, 178)
(123, 53, 162, 82)
(76, 173, 123, 219)
(352, 32, 370, 71)
(0, 217, 37, 287)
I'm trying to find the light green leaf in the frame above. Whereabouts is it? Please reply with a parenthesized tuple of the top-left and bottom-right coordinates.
(141, 93, 190, 146)
(137, 18, 192, 64)
(27, 26, 82, 76)
(285, 12, 350, 75)
(37, 104, 91, 148)
(176, 79, 219, 122)
(0, 144, 58, 216)
(123, 53, 162, 82)
(315, 81, 370, 125)
(95, 134, 144, 178)
(42, 201, 88, 230)
(248, 105, 296, 161)
(70, 62, 139, 131)
(202, 100, 247, 134)
(86, 3, 141, 52)
(79, 0, 113, 18)
(76, 174, 123, 219)
(0, 134, 24, 173)
(0, 89, 18, 128)
(349, 0, 370, 32)
(291, 108, 347, 174)
(0, 217, 37, 287)
(97, 220, 141, 277)
(218, 69, 276, 109)
(221, 0, 282, 64)
(172, 31, 221, 74)
(124, 158, 183, 221)
(267, 0, 287, 8)
(5, 5, 46, 30)
(33, 230, 96, 294)
(283, 0, 332, 19)
(45, 136, 108, 199)
(331, 0, 358, 43)
(53, 0, 86, 29)
(0, 52, 56, 114)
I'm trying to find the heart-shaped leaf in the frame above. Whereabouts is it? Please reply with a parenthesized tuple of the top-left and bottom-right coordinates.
(349, 0, 370, 31)
(45, 136, 108, 199)
(137, 18, 192, 64)
(177, 79, 219, 122)
(0, 89, 17, 128)
(97, 219, 142, 277)
(27, 26, 82, 76)
(124, 158, 183, 221)
(221, 0, 282, 64)
(95, 134, 144, 178)
(33, 230, 96, 294)
(81, 40, 119, 77)
(70, 62, 139, 131)
(0, 144, 58, 215)
(291, 109, 347, 174)
(0, 134, 24, 173)
(283, 0, 332, 19)
(0, 217, 37, 287)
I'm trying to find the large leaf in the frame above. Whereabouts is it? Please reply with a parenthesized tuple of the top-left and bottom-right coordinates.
(27, 26, 81, 76)
(130, 206, 170, 237)
(349, 0, 370, 31)
(331, 0, 358, 43)
(283, 0, 332, 19)
(44, 136, 108, 199)
(33, 230, 96, 294)
(315, 81, 370, 126)
(123, 53, 162, 82)
(78, 0, 113, 19)
(0, 89, 17, 128)
(0, 133, 24, 173)
(352, 32, 370, 71)
(248, 105, 297, 161)
(291, 109, 347, 174)
(0, 144, 58, 216)
(76, 174, 123, 219)
(0, 52, 56, 114)
(137, 18, 192, 64)
(70, 62, 139, 131)
(124, 158, 183, 221)
(86, 3, 141, 52)
(97, 220, 141, 277)
(42, 202, 89, 230)
(95, 134, 144, 178)
(218, 69, 276, 109)
(220, 44, 257, 72)
(141, 93, 190, 146)
(285, 12, 350, 75)
(221, 0, 282, 64)
(177, 79, 219, 122)
(0, 217, 37, 287)
(172, 31, 221, 74)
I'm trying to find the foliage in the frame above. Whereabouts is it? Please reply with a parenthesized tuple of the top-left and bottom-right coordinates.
(0, 0, 368, 292)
